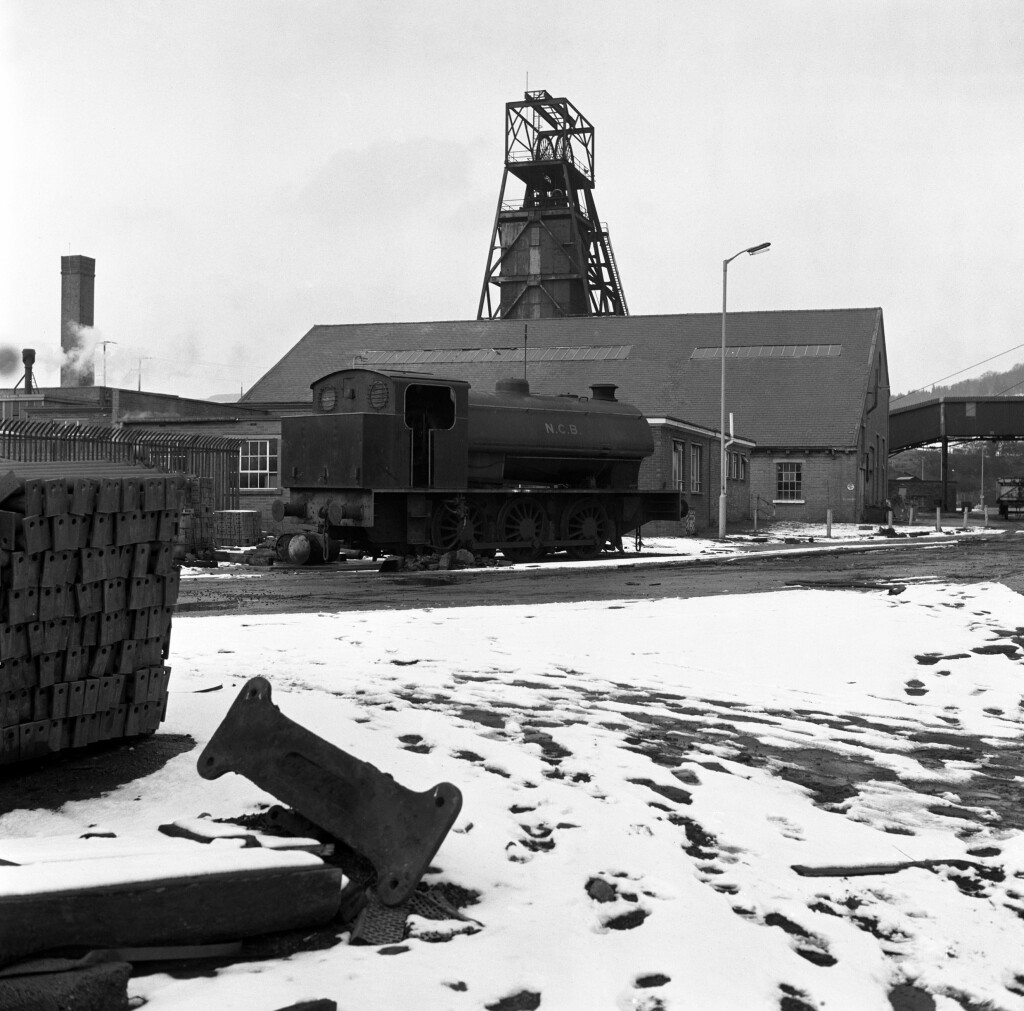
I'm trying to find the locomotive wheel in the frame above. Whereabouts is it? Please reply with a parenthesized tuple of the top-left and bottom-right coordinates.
(431, 499, 485, 552)
(561, 499, 611, 560)
(497, 497, 546, 562)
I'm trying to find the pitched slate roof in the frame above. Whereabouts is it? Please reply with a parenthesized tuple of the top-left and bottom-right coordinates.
(242, 308, 885, 450)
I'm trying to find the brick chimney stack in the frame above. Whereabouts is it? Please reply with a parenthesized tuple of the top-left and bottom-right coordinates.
(61, 254, 96, 386)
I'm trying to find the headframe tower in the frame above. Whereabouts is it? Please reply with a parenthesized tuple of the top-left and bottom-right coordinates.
(477, 91, 628, 320)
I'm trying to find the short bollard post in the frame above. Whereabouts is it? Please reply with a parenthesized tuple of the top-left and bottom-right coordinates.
(935, 507, 942, 532)
(826, 508, 832, 538)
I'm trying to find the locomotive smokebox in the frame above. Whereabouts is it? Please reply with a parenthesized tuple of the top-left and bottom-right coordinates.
(589, 383, 618, 402)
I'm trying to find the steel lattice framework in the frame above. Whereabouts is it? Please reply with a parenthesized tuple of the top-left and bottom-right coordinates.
(477, 91, 628, 321)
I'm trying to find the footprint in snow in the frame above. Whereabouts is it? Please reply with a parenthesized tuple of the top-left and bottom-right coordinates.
(778, 982, 819, 1011)
(602, 907, 649, 930)
(399, 734, 431, 754)
(635, 974, 671, 988)
(767, 814, 806, 841)
(754, 911, 837, 967)
(586, 874, 656, 931)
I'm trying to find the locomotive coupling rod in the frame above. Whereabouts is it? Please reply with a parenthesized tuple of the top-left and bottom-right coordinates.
(197, 677, 463, 906)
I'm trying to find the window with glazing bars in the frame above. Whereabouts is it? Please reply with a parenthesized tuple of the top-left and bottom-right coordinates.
(776, 461, 802, 500)
(728, 450, 748, 481)
(672, 440, 685, 490)
(690, 444, 703, 493)
(239, 439, 279, 489)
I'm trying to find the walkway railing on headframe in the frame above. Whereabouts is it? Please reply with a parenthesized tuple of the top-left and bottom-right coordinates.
(0, 420, 240, 510)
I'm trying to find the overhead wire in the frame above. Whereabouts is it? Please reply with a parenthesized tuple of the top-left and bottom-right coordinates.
(891, 341, 1024, 403)
(995, 376, 1024, 396)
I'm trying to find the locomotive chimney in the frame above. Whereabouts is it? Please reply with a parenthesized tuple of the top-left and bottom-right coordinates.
(60, 254, 96, 387)
(22, 349, 36, 393)
(589, 383, 618, 402)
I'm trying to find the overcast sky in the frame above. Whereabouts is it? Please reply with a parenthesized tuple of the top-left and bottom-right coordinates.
(2, 1, 1022, 400)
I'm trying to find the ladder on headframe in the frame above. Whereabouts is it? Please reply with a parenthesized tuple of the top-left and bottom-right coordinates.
(601, 224, 629, 316)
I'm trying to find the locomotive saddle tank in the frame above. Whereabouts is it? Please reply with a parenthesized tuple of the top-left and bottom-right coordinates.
(273, 367, 685, 562)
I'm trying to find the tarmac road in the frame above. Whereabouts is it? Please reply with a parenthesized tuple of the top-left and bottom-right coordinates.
(177, 531, 1024, 616)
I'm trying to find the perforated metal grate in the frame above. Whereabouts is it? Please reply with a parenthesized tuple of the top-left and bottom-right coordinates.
(348, 886, 480, 946)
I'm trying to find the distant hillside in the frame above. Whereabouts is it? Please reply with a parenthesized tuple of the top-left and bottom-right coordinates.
(892, 359, 1024, 408)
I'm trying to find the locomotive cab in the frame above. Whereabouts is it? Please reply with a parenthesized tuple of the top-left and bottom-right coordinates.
(282, 369, 470, 492)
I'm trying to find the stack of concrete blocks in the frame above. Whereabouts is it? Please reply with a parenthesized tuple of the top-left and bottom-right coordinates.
(176, 476, 215, 554)
(212, 510, 262, 548)
(0, 472, 182, 766)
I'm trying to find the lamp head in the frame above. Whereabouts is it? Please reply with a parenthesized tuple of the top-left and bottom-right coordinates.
(746, 242, 771, 256)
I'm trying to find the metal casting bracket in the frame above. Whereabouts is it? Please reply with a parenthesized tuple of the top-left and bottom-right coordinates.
(197, 677, 463, 906)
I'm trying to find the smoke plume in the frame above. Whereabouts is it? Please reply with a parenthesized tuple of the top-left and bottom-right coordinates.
(62, 323, 99, 384)
(0, 346, 21, 377)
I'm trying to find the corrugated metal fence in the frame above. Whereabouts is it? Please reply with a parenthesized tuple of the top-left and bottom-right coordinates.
(0, 420, 240, 510)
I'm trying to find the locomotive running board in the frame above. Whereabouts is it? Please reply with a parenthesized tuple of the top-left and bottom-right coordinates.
(197, 677, 463, 906)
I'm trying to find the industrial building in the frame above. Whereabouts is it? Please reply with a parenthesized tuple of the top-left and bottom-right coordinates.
(239, 306, 889, 534)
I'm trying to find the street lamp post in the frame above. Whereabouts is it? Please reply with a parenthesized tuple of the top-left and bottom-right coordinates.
(720, 241, 771, 540)
(98, 340, 117, 387)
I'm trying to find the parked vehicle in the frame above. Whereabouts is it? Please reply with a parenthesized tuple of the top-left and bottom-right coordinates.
(997, 478, 1024, 519)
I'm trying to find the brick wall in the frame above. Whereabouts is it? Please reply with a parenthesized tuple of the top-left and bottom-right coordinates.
(750, 452, 860, 524)
(640, 429, 689, 536)
(239, 488, 287, 535)
(641, 426, 751, 536)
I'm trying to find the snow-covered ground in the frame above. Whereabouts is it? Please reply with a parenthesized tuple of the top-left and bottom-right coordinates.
(3, 537, 1023, 1010)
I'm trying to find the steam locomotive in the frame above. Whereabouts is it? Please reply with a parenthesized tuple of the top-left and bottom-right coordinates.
(271, 367, 686, 562)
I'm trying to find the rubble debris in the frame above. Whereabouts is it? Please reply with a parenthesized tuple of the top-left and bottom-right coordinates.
(381, 549, 503, 573)
(438, 549, 477, 570)
(197, 676, 463, 906)
(0, 959, 132, 1011)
